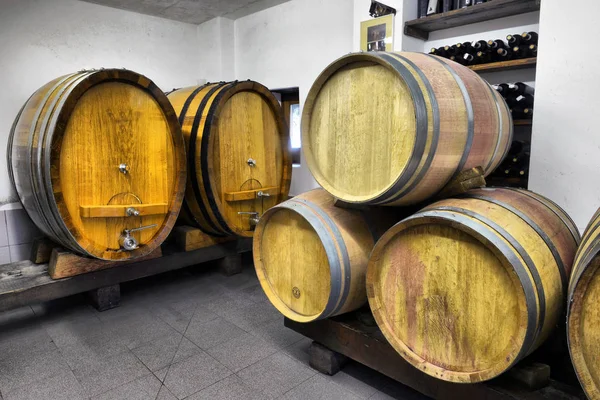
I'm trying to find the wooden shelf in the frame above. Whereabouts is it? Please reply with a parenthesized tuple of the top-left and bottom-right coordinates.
(405, 0, 541, 40)
(468, 57, 536, 73)
(514, 119, 533, 126)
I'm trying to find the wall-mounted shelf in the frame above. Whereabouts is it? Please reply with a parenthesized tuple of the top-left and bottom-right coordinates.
(468, 57, 536, 73)
(405, 0, 541, 40)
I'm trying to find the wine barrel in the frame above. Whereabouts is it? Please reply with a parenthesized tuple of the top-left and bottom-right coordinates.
(253, 189, 394, 322)
(168, 81, 291, 237)
(302, 52, 512, 206)
(8, 69, 186, 260)
(367, 188, 579, 383)
(568, 208, 600, 399)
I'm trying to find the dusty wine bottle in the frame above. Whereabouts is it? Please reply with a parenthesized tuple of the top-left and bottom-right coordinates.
(529, 44, 538, 57)
(463, 52, 476, 65)
(476, 50, 492, 64)
(510, 82, 535, 96)
(512, 45, 530, 59)
(494, 83, 510, 95)
(473, 40, 489, 51)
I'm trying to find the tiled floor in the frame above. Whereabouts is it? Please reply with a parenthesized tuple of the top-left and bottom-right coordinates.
(0, 256, 428, 400)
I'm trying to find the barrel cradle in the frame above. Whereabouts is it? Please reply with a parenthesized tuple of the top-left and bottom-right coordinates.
(366, 188, 579, 383)
(568, 208, 600, 399)
(301, 51, 512, 206)
(8, 69, 186, 261)
(168, 81, 291, 237)
(253, 189, 397, 323)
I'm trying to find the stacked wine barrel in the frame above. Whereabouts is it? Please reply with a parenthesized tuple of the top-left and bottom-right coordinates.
(254, 51, 583, 385)
(8, 72, 291, 260)
(568, 209, 600, 398)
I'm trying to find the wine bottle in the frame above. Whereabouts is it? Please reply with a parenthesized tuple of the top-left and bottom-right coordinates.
(506, 34, 522, 47)
(516, 94, 534, 108)
(463, 52, 476, 65)
(487, 39, 507, 50)
(444, 45, 458, 56)
(529, 44, 538, 57)
(521, 32, 539, 45)
(442, 0, 453, 12)
(454, 42, 468, 55)
(418, 0, 429, 18)
(511, 45, 530, 59)
(436, 47, 448, 58)
(462, 41, 474, 50)
(510, 82, 535, 96)
(450, 55, 467, 65)
(494, 83, 510, 95)
(506, 141, 524, 157)
(476, 50, 492, 64)
(519, 166, 529, 177)
(523, 107, 533, 119)
(474, 0, 486, 4)
(496, 48, 512, 61)
(473, 40, 489, 51)
(429, 47, 438, 55)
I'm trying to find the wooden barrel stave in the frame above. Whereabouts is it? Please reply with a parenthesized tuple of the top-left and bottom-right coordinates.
(302, 52, 513, 206)
(367, 188, 578, 383)
(568, 208, 600, 398)
(168, 81, 291, 237)
(254, 189, 385, 322)
(9, 69, 185, 260)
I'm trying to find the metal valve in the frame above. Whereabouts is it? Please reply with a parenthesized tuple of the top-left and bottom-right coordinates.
(119, 163, 130, 175)
(247, 158, 256, 167)
(126, 207, 140, 217)
(119, 224, 157, 251)
(257, 191, 270, 198)
(238, 211, 260, 227)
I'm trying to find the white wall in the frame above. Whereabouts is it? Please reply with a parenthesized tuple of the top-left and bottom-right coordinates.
(197, 17, 236, 83)
(0, 0, 201, 205)
(529, 1, 600, 231)
(234, 0, 355, 196)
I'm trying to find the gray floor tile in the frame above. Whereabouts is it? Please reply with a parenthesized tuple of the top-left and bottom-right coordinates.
(185, 317, 246, 350)
(149, 300, 201, 333)
(206, 332, 279, 372)
(237, 352, 315, 397)
(59, 330, 130, 371)
(154, 366, 169, 382)
(282, 337, 312, 366)
(102, 309, 179, 349)
(132, 332, 201, 371)
(162, 351, 231, 399)
(156, 385, 178, 400)
(0, 325, 57, 362)
(186, 375, 266, 400)
(3, 369, 85, 400)
(250, 318, 305, 349)
(73, 351, 151, 397)
(0, 307, 34, 326)
(0, 349, 70, 394)
(91, 374, 162, 400)
(204, 293, 250, 316)
(369, 391, 397, 400)
(220, 300, 281, 331)
(327, 362, 394, 399)
(281, 374, 363, 400)
(240, 284, 269, 303)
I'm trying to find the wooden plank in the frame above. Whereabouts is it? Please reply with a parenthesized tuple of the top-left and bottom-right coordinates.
(30, 237, 57, 264)
(48, 247, 163, 279)
(224, 186, 279, 202)
(171, 226, 236, 252)
(514, 119, 533, 126)
(469, 58, 537, 73)
(404, 0, 541, 40)
(285, 316, 582, 400)
(79, 203, 169, 218)
(0, 239, 252, 313)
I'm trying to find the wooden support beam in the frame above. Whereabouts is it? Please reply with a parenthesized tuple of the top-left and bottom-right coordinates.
(88, 284, 121, 311)
(48, 247, 163, 279)
(171, 226, 236, 252)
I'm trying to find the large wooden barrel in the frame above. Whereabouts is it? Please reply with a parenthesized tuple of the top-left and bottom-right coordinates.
(568, 208, 600, 398)
(253, 189, 394, 322)
(167, 81, 291, 237)
(302, 52, 512, 206)
(8, 69, 186, 260)
(367, 188, 580, 383)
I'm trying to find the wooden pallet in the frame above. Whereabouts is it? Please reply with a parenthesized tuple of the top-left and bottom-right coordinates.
(0, 239, 251, 313)
(170, 225, 237, 252)
(285, 314, 584, 400)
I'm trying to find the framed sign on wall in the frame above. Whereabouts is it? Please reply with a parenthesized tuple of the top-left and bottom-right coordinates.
(360, 14, 394, 52)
